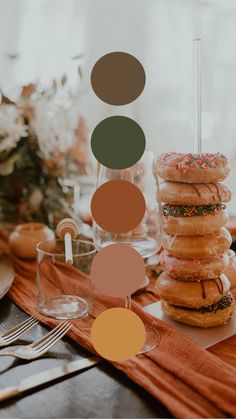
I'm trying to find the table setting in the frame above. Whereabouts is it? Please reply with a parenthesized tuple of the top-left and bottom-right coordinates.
(1, 3, 236, 419)
(0, 208, 236, 418)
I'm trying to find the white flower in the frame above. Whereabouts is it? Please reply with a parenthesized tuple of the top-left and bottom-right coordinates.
(30, 87, 78, 159)
(0, 105, 28, 153)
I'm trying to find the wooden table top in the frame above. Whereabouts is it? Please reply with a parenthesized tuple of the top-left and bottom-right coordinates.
(0, 297, 172, 418)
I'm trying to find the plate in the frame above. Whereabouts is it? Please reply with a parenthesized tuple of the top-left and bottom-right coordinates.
(0, 257, 15, 299)
(144, 300, 236, 348)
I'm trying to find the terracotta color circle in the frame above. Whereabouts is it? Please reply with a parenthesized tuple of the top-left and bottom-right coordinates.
(91, 116, 146, 170)
(91, 52, 146, 105)
(91, 243, 145, 297)
(91, 180, 146, 234)
(91, 308, 145, 361)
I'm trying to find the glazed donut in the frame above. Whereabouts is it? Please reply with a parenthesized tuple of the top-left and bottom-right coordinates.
(154, 152, 230, 183)
(156, 272, 230, 308)
(161, 250, 229, 280)
(158, 181, 231, 205)
(162, 203, 228, 236)
(225, 249, 236, 289)
(162, 227, 232, 259)
(161, 296, 234, 328)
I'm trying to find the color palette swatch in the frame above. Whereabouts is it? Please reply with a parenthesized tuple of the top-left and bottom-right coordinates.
(91, 116, 146, 169)
(91, 51, 145, 105)
(90, 52, 147, 361)
(91, 179, 146, 233)
(91, 243, 145, 297)
(91, 308, 145, 362)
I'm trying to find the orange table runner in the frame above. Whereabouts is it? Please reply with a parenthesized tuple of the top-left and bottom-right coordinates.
(1, 237, 236, 419)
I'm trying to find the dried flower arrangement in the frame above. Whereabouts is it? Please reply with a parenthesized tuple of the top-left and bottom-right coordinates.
(0, 76, 90, 227)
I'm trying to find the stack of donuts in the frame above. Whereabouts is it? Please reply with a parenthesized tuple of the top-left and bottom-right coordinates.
(153, 152, 235, 328)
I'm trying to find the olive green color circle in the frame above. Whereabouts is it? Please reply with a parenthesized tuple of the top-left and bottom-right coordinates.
(91, 116, 146, 170)
(91, 52, 146, 105)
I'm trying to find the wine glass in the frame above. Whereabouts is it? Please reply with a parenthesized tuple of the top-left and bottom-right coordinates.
(93, 150, 162, 352)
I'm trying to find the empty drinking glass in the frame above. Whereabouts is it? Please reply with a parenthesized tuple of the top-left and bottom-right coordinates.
(36, 239, 96, 319)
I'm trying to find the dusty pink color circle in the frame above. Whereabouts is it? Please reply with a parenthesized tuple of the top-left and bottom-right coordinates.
(91, 243, 145, 297)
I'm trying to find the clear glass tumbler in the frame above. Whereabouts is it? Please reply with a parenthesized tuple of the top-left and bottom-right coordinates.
(36, 239, 96, 319)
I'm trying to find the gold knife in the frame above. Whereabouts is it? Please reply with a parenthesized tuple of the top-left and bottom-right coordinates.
(0, 356, 100, 402)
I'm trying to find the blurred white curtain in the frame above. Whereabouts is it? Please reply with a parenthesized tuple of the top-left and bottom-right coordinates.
(1, 0, 236, 154)
(143, 0, 236, 158)
(0, 0, 87, 91)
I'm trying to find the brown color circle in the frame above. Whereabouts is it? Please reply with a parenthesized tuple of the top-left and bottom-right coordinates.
(91, 52, 146, 105)
(91, 308, 145, 361)
(91, 243, 145, 297)
(91, 180, 146, 234)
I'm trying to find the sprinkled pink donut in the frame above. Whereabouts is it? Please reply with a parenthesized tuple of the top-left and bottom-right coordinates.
(153, 152, 230, 183)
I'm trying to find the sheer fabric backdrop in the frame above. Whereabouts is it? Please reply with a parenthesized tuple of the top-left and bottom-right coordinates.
(0, 0, 236, 212)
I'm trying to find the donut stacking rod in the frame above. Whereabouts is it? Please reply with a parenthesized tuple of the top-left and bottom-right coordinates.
(56, 218, 79, 265)
(193, 38, 202, 154)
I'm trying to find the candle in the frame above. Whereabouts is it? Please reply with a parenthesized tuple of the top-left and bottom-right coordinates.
(9, 223, 55, 259)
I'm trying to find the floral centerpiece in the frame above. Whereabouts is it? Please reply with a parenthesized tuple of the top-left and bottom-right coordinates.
(0, 78, 89, 228)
